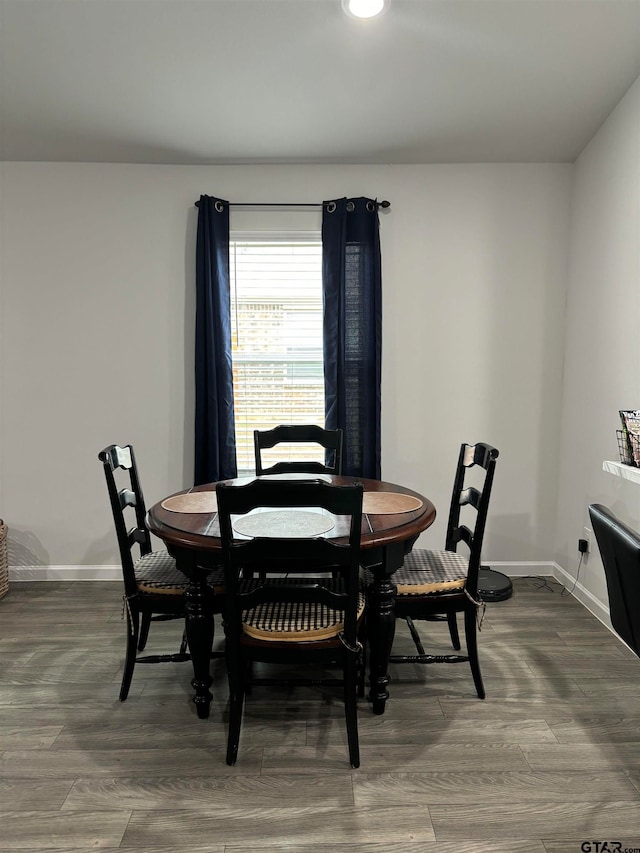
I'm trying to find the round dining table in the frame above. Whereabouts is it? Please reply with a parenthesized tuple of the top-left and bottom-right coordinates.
(147, 474, 436, 717)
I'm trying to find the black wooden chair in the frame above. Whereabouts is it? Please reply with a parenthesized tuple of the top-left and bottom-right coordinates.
(254, 424, 343, 476)
(386, 442, 499, 699)
(216, 477, 364, 767)
(589, 504, 640, 658)
(98, 444, 224, 700)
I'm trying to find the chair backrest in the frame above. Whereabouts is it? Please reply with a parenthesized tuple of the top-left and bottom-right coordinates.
(253, 424, 343, 476)
(445, 442, 499, 596)
(589, 503, 640, 657)
(216, 478, 363, 647)
(98, 444, 151, 597)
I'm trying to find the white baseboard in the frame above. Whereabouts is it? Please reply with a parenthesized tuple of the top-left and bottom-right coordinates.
(10, 561, 556, 583)
(7, 558, 617, 640)
(488, 560, 555, 577)
(9, 565, 121, 581)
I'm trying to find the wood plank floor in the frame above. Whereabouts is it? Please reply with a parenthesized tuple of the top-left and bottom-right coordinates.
(1, 578, 640, 851)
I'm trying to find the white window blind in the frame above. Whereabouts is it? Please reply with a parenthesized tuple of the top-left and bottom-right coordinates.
(229, 238, 325, 472)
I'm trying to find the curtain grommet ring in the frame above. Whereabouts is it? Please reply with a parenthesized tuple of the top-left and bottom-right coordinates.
(366, 201, 376, 212)
(326, 201, 337, 214)
(214, 200, 225, 213)
(346, 201, 355, 213)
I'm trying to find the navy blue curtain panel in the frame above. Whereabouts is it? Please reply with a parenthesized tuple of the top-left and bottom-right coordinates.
(322, 197, 381, 479)
(194, 195, 237, 485)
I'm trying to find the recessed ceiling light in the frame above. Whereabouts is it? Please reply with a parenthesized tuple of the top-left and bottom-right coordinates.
(342, 0, 386, 19)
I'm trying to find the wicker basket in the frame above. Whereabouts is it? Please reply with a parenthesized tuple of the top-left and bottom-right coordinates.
(0, 520, 7, 600)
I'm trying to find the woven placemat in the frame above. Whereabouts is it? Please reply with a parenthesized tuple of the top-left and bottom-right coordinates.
(161, 492, 218, 513)
(233, 510, 334, 539)
(363, 492, 423, 515)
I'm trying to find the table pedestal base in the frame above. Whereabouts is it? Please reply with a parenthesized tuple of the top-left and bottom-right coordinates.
(366, 575, 397, 715)
(184, 575, 214, 719)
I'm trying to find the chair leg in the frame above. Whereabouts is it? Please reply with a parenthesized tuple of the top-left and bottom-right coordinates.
(357, 642, 366, 699)
(120, 606, 139, 702)
(138, 611, 151, 652)
(344, 652, 360, 769)
(226, 660, 247, 766)
(226, 690, 245, 766)
(179, 628, 188, 655)
(356, 619, 367, 698)
(447, 612, 461, 650)
(225, 627, 247, 765)
(406, 616, 426, 655)
(464, 606, 485, 700)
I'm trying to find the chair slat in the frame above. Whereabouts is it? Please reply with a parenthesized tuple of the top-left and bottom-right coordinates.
(254, 424, 343, 476)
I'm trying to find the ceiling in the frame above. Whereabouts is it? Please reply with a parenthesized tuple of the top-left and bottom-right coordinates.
(1, 0, 639, 165)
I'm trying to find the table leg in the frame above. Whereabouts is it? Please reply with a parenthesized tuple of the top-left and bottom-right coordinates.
(182, 563, 215, 719)
(367, 574, 397, 715)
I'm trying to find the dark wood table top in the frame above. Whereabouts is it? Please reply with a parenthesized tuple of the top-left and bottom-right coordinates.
(147, 474, 436, 553)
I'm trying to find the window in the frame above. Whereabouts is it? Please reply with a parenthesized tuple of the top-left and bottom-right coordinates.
(229, 236, 324, 472)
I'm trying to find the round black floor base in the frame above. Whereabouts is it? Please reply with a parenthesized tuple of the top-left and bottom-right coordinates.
(478, 567, 513, 602)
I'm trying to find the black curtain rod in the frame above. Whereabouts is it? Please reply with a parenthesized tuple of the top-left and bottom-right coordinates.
(195, 200, 391, 209)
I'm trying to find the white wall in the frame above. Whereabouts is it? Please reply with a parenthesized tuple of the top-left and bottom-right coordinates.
(0, 162, 571, 570)
(555, 76, 640, 606)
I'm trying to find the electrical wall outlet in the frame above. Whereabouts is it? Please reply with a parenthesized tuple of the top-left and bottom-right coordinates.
(582, 526, 591, 553)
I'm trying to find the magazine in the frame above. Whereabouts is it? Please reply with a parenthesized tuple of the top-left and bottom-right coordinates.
(619, 410, 640, 466)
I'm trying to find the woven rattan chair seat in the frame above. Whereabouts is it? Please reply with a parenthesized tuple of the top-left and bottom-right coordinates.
(387, 549, 467, 596)
(242, 586, 366, 642)
(135, 551, 225, 596)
